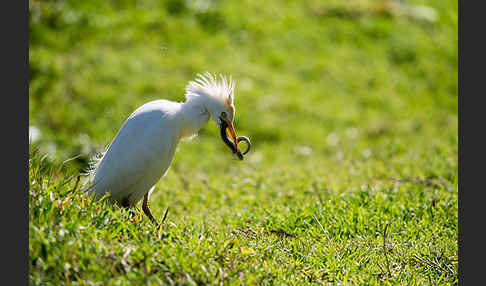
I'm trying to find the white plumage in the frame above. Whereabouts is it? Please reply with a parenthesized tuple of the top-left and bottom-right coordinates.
(87, 72, 248, 223)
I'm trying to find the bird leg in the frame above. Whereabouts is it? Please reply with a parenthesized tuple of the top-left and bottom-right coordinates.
(142, 192, 158, 225)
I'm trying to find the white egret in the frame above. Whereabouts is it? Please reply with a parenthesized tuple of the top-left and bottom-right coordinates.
(86, 72, 251, 223)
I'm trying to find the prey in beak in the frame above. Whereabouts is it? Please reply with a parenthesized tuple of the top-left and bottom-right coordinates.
(219, 116, 251, 160)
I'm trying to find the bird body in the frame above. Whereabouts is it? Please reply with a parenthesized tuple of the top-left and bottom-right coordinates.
(91, 100, 183, 206)
(87, 73, 250, 222)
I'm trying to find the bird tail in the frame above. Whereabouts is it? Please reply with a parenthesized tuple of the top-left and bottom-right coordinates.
(80, 148, 107, 193)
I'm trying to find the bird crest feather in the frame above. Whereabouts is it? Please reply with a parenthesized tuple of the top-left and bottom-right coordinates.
(185, 72, 235, 107)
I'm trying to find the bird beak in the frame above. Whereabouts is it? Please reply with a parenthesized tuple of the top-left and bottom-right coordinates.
(219, 116, 239, 154)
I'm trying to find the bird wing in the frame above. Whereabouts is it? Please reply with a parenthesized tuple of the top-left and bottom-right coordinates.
(92, 102, 180, 203)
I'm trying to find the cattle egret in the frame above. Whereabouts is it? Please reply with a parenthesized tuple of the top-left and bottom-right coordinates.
(87, 72, 251, 224)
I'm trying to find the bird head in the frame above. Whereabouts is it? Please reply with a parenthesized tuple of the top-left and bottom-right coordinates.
(205, 88, 240, 157)
(185, 72, 251, 159)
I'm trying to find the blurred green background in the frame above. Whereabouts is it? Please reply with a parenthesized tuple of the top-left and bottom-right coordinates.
(29, 0, 457, 176)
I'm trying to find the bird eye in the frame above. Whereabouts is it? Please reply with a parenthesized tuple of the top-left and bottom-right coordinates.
(221, 111, 227, 118)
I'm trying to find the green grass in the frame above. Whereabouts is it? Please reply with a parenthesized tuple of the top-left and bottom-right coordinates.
(29, 0, 457, 284)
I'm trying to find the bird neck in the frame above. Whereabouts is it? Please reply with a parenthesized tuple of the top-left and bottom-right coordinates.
(178, 97, 211, 139)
